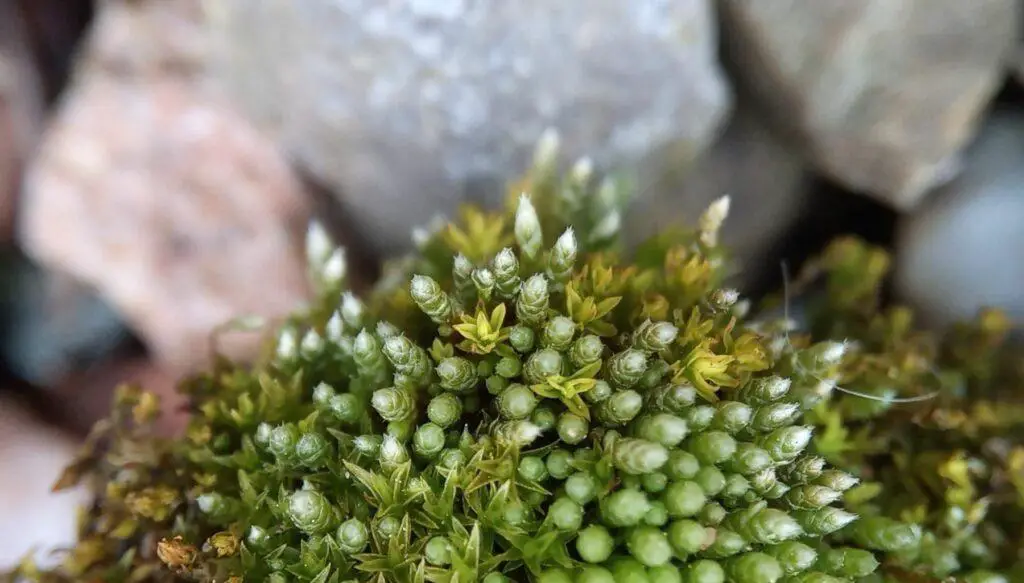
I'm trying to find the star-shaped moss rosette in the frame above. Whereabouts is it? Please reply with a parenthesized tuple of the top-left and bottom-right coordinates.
(12, 133, 1024, 583)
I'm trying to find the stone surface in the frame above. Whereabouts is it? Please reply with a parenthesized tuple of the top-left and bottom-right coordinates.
(0, 2, 45, 242)
(0, 252, 130, 387)
(623, 101, 812, 284)
(207, 0, 732, 256)
(719, 0, 1017, 209)
(894, 111, 1024, 328)
(19, 0, 313, 372)
(49, 356, 187, 436)
(0, 396, 89, 569)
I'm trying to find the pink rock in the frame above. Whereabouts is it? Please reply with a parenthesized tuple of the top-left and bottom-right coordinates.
(0, 397, 90, 570)
(19, 0, 312, 372)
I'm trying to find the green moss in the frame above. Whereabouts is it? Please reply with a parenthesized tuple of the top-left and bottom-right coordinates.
(11, 135, 1024, 583)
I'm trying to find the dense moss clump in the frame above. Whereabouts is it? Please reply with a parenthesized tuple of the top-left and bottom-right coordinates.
(12, 136, 1024, 583)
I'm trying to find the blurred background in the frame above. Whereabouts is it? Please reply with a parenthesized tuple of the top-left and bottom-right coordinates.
(0, 0, 1022, 568)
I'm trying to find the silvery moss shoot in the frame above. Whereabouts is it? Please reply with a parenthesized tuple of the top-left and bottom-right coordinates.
(11, 133, 1024, 583)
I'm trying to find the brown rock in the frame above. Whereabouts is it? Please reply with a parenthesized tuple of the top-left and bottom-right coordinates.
(49, 356, 188, 436)
(19, 0, 312, 371)
(0, 2, 45, 242)
(720, 0, 1017, 209)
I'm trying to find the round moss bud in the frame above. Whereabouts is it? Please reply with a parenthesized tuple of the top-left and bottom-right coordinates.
(495, 355, 522, 378)
(684, 560, 725, 583)
(542, 316, 576, 350)
(328, 393, 364, 424)
(687, 431, 737, 465)
(546, 449, 574, 480)
(371, 387, 413, 422)
(557, 412, 589, 444)
(664, 480, 706, 518)
(668, 519, 709, 555)
(531, 405, 558, 431)
(597, 390, 644, 425)
(483, 573, 512, 583)
(425, 536, 452, 566)
(648, 565, 683, 583)
(817, 546, 879, 578)
(565, 471, 598, 504)
(497, 384, 539, 420)
(607, 348, 648, 389)
(436, 356, 478, 393)
(576, 525, 615, 563)
(550, 497, 584, 531)
(577, 566, 616, 583)
(287, 490, 335, 534)
(610, 557, 650, 583)
(312, 382, 335, 408)
(641, 472, 669, 493)
(518, 456, 548, 483)
(508, 325, 536, 353)
(633, 320, 679, 353)
(268, 424, 301, 461)
(437, 449, 466, 472)
(427, 393, 462, 428)
(644, 500, 670, 526)
(254, 422, 273, 448)
(524, 349, 563, 384)
(726, 443, 774, 476)
(628, 527, 673, 567)
(724, 552, 784, 583)
(246, 525, 272, 549)
(793, 507, 859, 536)
(612, 438, 670, 475)
(413, 423, 446, 458)
(703, 528, 747, 559)
(712, 401, 753, 434)
(375, 516, 401, 540)
(571, 334, 605, 367)
(636, 413, 689, 447)
(764, 541, 818, 574)
(336, 518, 369, 554)
(353, 434, 382, 458)
(699, 502, 727, 526)
(601, 488, 651, 527)
(295, 432, 330, 467)
(694, 466, 727, 497)
(760, 426, 813, 462)
(536, 569, 573, 583)
(849, 516, 921, 552)
(683, 405, 717, 432)
(583, 379, 613, 404)
(665, 450, 701, 480)
(750, 402, 801, 433)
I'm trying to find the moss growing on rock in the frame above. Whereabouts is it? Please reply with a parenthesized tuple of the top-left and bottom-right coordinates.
(12, 136, 1024, 583)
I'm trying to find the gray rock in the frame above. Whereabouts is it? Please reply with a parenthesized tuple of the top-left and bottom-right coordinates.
(894, 111, 1024, 328)
(0, 252, 129, 387)
(207, 0, 732, 256)
(719, 0, 1017, 210)
(623, 101, 811, 283)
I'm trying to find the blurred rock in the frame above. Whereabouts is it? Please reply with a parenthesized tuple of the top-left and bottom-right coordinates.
(895, 111, 1024, 328)
(0, 2, 45, 242)
(0, 252, 129, 387)
(624, 102, 811, 286)
(208, 0, 732, 257)
(18, 0, 313, 372)
(0, 396, 89, 570)
(719, 0, 1017, 210)
(49, 356, 186, 436)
